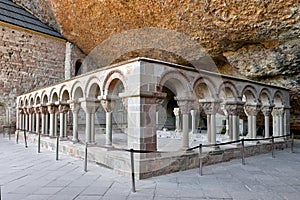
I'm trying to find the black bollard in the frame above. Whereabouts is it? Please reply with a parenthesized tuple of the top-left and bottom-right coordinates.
(130, 149, 136, 193)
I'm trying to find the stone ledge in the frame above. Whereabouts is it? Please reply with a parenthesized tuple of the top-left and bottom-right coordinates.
(15, 131, 290, 179)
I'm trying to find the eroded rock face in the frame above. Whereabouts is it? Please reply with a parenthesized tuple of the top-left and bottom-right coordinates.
(13, 0, 299, 56)
(225, 40, 300, 79)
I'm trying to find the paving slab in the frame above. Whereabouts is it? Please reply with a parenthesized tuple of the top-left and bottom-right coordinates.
(0, 136, 300, 200)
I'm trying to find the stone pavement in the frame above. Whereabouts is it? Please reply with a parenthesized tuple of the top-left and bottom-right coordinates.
(0, 136, 299, 200)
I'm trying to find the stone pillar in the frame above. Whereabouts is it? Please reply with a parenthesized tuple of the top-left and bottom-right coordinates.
(261, 106, 272, 138)
(271, 108, 280, 137)
(199, 100, 220, 145)
(176, 98, 194, 150)
(173, 108, 181, 132)
(101, 98, 116, 146)
(277, 107, 285, 136)
(190, 110, 197, 133)
(69, 101, 80, 142)
(221, 101, 244, 141)
(48, 104, 57, 137)
(81, 99, 99, 144)
(40, 106, 48, 135)
(18, 108, 24, 130)
(34, 107, 40, 134)
(244, 104, 260, 138)
(24, 108, 29, 131)
(58, 104, 69, 138)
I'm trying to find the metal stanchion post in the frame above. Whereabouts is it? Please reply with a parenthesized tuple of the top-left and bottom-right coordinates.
(38, 131, 41, 153)
(56, 136, 59, 160)
(0, 184, 2, 200)
(199, 144, 203, 176)
(24, 129, 28, 148)
(271, 136, 275, 158)
(8, 126, 11, 140)
(241, 138, 245, 165)
(16, 129, 19, 144)
(84, 142, 88, 172)
(130, 149, 136, 193)
(291, 133, 294, 153)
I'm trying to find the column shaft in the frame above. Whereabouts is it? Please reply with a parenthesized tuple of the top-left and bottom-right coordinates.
(264, 115, 270, 138)
(36, 113, 40, 133)
(106, 112, 112, 145)
(252, 115, 257, 138)
(207, 114, 211, 143)
(182, 113, 189, 149)
(211, 114, 216, 144)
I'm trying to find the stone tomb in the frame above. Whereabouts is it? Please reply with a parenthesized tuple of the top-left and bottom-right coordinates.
(16, 58, 290, 179)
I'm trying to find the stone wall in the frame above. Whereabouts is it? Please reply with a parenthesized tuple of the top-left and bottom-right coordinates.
(0, 24, 66, 127)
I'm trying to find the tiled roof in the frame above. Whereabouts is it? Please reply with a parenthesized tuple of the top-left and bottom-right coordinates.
(0, 0, 64, 39)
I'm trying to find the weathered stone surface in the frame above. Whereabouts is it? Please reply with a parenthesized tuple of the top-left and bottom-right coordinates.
(0, 24, 66, 126)
(13, 0, 299, 56)
(225, 40, 300, 79)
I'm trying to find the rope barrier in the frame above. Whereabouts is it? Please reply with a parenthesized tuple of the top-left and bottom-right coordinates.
(14, 129, 295, 193)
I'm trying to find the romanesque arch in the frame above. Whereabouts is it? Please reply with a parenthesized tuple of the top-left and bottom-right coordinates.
(85, 76, 102, 98)
(158, 70, 193, 99)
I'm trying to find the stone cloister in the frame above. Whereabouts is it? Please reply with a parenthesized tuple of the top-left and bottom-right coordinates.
(15, 58, 290, 178)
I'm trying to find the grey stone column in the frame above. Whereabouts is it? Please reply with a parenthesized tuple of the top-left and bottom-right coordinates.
(69, 101, 80, 142)
(58, 104, 69, 138)
(199, 100, 220, 145)
(48, 104, 57, 137)
(221, 101, 244, 141)
(40, 106, 48, 135)
(80, 99, 99, 144)
(18, 108, 24, 130)
(278, 108, 284, 136)
(261, 106, 272, 138)
(101, 97, 116, 146)
(244, 104, 260, 139)
(173, 108, 181, 132)
(34, 107, 40, 134)
(177, 98, 194, 150)
(190, 110, 197, 133)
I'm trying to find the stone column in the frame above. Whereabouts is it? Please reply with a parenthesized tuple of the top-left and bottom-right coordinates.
(48, 104, 57, 137)
(176, 98, 194, 150)
(221, 101, 244, 141)
(244, 104, 260, 138)
(190, 110, 197, 133)
(58, 104, 69, 138)
(40, 106, 48, 135)
(199, 100, 220, 145)
(24, 108, 29, 131)
(271, 109, 277, 136)
(80, 99, 99, 143)
(173, 108, 181, 132)
(261, 106, 272, 138)
(34, 107, 41, 134)
(18, 108, 24, 130)
(69, 101, 80, 142)
(277, 107, 285, 136)
(101, 98, 116, 146)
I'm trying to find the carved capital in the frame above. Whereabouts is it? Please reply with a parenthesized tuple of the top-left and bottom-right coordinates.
(40, 106, 48, 115)
(173, 107, 180, 116)
(18, 108, 24, 115)
(47, 104, 58, 114)
(272, 107, 284, 117)
(34, 106, 41, 114)
(261, 106, 272, 117)
(69, 102, 80, 114)
(244, 104, 260, 116)
(101, 99, 115, 113)
(177, 100, 195, 115)
(221, 101, 245, 116)
(58, 104, 69, 114)
(200, 101, 220, 115)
